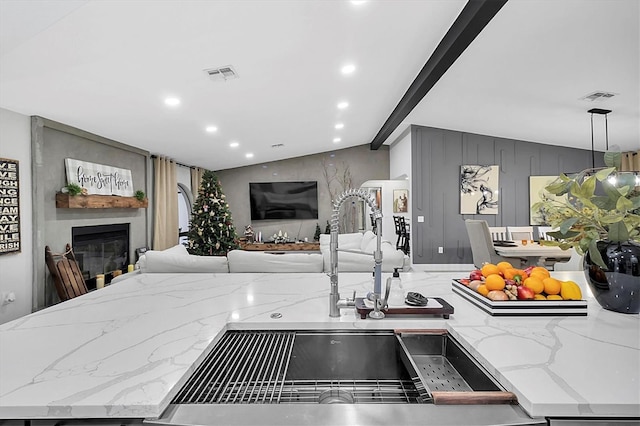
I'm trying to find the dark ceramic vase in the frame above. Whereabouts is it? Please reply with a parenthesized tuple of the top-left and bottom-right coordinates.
(583, 240, 640, 314)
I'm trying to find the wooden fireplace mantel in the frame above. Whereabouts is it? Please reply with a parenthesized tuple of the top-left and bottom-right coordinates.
(55, 193, 148, 209)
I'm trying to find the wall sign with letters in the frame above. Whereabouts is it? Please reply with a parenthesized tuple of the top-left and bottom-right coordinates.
(65, 158, 134, 197)
(0, 158, 21, 255)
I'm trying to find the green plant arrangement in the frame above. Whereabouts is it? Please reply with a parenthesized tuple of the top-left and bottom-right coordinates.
(64, 183, 83, 196)
(134, 190, 146, 201)
(532, 151, 640, 268)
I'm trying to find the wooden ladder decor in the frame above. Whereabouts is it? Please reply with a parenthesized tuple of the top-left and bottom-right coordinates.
(45, 243, 88, 301)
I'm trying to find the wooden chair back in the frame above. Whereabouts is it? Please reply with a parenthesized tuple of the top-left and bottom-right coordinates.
(488, 226, 508, 241)
(45, 244, 88, 301)
(507, 226, 535, 241)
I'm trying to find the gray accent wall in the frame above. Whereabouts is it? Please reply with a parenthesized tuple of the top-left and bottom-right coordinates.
(215, 144, 390, 242)
(410, 125, 604, 265)
(32, 117, 151, 310)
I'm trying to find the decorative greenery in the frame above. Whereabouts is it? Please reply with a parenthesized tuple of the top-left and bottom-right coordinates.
(532, 152, 640, 268)
(187, 170, 239, 256)
(134, 190, 146, 201)
(65, 183, 83, 196)
(314, 223, 321, 241)
(325, 220, 331, 234)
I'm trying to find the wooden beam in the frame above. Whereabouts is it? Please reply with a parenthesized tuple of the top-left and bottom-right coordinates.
(370, 0, 508, 150)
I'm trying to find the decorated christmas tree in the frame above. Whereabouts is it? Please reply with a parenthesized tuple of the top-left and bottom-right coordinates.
(187, 170, 239, 256)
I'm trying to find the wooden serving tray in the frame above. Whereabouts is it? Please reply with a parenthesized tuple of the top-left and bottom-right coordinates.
(354, 297, 454, 319)
(452, 279, 587, 316)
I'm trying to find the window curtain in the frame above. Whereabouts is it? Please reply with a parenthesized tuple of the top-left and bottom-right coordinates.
(191, 167, 205, 199)
(153, 156, 178, 250)
(620, 150, 640, 172)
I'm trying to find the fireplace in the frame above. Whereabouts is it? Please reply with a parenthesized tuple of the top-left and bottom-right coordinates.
(72, 223, 130, 287)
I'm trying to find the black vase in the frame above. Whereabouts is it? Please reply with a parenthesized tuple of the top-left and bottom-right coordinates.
(583, 240, 640, 314)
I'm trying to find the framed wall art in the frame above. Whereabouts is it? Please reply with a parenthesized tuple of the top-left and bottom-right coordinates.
(0, 158, 21, 255)
(393, 189, 408, 213)
(460, 165, 499, 215)
(529, 175, 563, 225)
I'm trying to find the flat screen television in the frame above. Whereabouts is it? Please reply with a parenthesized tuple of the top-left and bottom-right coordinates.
(250, 181, 318, 220)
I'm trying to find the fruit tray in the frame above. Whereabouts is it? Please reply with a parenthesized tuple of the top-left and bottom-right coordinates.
(452, 280, 587, 316)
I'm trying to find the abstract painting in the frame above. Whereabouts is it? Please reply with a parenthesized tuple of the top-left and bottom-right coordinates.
(460, 165, 499, 215)
(529, 175, 563, 225)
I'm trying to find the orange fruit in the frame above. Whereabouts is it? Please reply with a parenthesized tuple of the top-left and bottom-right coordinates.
(485, 274, 506, 291)
(481, 263, 500, 277)
(533, 294, 547, 300)
(477, 284, 489, 297)
(542, 277, 562, 295)
(547, 295, 563, 301)
(530, 267, 550, 278)
(528, 271, 548, 281)
(496, 261, 513, 274)
(523, 276, 544, 294)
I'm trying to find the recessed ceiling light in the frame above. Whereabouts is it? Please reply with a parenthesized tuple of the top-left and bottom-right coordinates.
(337, 101, 349, 109)
(341, 64, 356, 75)
(164, 97, 180, 107)
(229, 142, 239, 148)
(205, 126, 218, 133)
(333, 137, 341, 143)
(335, 123, 344, 129)
(245, 153, 254, 158)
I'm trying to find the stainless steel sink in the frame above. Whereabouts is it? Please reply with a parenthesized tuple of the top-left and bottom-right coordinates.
(171, 329, 510, 405)
(150, 330, 544, 426)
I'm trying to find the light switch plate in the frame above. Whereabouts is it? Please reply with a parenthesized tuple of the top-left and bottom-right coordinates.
(417, 216, 424, 223)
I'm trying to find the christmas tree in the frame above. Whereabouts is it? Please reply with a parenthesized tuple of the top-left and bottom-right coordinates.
(187, 170, 239, 256)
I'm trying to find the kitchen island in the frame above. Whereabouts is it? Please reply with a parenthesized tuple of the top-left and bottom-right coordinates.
(0, 271, 638, 423)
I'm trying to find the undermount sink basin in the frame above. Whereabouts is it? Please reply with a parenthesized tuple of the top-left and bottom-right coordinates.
(171, 329, 508, 405)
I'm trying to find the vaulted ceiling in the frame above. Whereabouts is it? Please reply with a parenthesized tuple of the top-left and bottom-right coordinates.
(1, 0, 637, 171)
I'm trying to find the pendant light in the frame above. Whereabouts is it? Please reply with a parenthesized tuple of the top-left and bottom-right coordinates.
(588, 108, 612, 169)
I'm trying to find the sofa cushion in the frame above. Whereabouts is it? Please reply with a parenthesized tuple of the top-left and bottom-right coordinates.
(360, 230, 377, 252)
(319, 232, 364, 251)
(227, 250, 323, 273)
(142, 251, 229, 273)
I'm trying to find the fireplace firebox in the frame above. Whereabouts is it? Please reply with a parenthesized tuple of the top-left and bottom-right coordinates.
(72, 223, 130, 287)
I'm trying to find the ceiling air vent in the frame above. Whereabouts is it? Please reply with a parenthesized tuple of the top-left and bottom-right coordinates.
(580, 91, 617, 102)
(204, 65, 238, 81)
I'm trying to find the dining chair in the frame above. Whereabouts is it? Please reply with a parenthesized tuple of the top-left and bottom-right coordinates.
(487, 226, 508, 241)
(507, 226, 535, 241)
(45, 243, 89, 302)
(553, 248, 584, 271)
(465, 220, 519, 268)
(537, 226, 555, 241)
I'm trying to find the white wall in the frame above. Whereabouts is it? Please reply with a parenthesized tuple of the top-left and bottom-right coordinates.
(0, 108, 32, 324)
(389, 131, 412, 183)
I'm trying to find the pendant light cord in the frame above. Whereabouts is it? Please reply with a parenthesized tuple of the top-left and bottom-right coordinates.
(590, 112, 595, 169)
(605, 113, 609, 151)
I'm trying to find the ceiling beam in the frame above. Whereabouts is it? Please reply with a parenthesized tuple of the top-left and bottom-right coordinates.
(369, 0, 508, 150)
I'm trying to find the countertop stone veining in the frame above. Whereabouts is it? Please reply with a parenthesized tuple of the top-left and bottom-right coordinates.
(0, 271, 638, 420)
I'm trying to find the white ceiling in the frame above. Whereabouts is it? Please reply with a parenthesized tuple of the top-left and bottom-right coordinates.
(1, 0, 638, 171)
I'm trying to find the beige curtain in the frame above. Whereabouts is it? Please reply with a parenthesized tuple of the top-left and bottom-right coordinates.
(620, 150, 640, 172)
(191, 167, 205, 199)
(152, 156, 178, 250)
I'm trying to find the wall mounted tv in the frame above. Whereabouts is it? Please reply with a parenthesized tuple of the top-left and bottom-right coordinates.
(250, 181, 319, 220)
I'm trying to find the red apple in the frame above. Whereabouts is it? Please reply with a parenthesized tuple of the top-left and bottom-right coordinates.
(470, 270, 483, 281)
(517, 286, 535, 300)
(524, 266, 535, 275)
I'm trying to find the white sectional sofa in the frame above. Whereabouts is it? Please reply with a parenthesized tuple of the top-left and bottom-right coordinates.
(113, 231, 406, 283)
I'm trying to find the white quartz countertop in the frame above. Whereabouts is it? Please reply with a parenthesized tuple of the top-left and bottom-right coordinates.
(0, 271, 638, 420)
